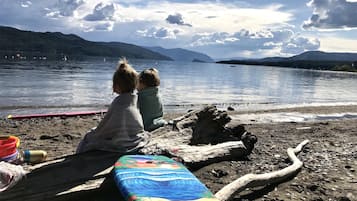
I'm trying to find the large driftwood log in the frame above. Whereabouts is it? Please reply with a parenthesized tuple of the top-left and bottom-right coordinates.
(215, 140, 310, 201)
(140, 106, 257, 169)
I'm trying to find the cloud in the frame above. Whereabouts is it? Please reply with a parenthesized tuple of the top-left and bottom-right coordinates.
(281, 36, 320, 54)
(166, 13, 192, 27)
(206, 16, 217, 19)
(303, 0, 357, 29)
(191, 29, 294, 49)
(82, 22, 114, 31)
(190, 32, 238, 46)
(137, 27, 180, 39)
(0, 0, 67, 32)
(190, 29, 320, 56)
(43, 0, 84, 19)
(0, 0, 330, 58)
(21, 1, 32, 8)
(55, 0, 84, 17)
(0, 0, 293, 36)
(83, 3, 115, 21)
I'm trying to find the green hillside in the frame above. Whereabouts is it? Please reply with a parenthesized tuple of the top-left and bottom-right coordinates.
(0, 26, 171, 61)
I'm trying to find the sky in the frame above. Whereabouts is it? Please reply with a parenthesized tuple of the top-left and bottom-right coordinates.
(0, 0, 357, 59)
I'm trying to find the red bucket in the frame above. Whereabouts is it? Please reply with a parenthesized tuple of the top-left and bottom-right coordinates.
(0, 136, 20, 159)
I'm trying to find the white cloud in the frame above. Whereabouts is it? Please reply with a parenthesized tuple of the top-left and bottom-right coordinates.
(81, 21, 114, 31)
(40, 0, 119, 32)
(111, 2, 293, 33)
(281, 36, 320, 54)
(191, 29, 294, 48)
(303, 0, 357, 29)
(189, 29, 320, 57)
(55, 0, 84, 17)
(137, 27, 180, 39)
(21, 1, 32, 8)
(190, 32, 237, 46)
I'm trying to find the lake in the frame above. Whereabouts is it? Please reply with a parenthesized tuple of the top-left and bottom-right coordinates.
(1, 59, 357, 117)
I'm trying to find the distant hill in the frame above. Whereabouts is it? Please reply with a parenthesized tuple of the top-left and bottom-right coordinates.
(289, 51, 357, 61)
(218, 51, 357, 72)
(146, 46, 214, 62)
(0, 26, 171, 60)
(259, 51, 357, 62)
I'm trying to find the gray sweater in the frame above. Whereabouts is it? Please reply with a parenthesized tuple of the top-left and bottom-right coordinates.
(77, 93, 148, 153)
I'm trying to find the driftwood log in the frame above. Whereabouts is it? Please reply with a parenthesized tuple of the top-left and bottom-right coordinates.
(0, 151, 123, 201)
(140, 106, 257, 169)
(215, 140, 310, 201)
(0, 106, 257, 201)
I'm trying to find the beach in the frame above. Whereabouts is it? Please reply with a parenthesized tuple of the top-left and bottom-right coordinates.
(1, 105, 356, 200)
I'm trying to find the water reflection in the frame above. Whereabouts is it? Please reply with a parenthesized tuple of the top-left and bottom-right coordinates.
(0, 60, 357, 116)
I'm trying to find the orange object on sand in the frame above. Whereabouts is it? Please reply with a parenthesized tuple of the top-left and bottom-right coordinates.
(0, 136, 20, 158)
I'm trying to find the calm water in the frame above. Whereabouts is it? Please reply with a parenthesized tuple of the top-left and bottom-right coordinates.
(1, 59, 357, 117)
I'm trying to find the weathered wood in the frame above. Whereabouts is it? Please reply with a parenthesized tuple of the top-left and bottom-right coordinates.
(215, 140, 310, 201)
(141, 106, 256, 169)
(0, 151, 123, 201)
(142, 140, 248, 169)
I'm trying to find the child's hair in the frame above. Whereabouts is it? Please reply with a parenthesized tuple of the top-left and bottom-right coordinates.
(139, 68, 160, 87)
(113, 58, 138, 93)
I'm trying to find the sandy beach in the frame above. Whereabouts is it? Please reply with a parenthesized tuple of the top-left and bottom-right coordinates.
(1, 105, 356, 200)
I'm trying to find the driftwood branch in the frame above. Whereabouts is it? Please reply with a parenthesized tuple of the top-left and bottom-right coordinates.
(215, 139, 309, 201)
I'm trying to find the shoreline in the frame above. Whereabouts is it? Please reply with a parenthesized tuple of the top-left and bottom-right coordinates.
(0, 104, 356, 200)
(2, 103, 357, 119)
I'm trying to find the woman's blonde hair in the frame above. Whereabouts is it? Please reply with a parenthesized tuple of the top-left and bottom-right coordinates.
(113, 58, 138, 93)
(139, 68, 160, 87)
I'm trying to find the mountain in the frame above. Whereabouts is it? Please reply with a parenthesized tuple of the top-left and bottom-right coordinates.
(0, 26, 171, 60)
(217, 51, 357, 72)
(258, 51, 357, 62)
(146, 46, 214, 62)
(289, 51, 357, 61)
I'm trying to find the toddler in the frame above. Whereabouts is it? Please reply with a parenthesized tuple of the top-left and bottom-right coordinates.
(77, 58, 148, 153)
(137, 68, 166, 131)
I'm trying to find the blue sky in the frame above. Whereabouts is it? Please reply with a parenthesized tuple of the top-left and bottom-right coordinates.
(0, 0, 356, 59)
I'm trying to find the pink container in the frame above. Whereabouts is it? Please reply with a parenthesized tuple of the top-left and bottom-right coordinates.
(0, 150, 19, 162)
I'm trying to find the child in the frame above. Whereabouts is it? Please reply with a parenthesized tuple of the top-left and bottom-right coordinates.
(76, 58, 148, 153)
(137, 68, 167, 131)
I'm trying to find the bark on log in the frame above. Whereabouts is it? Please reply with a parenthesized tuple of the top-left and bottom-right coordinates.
(215, 140, 309, 201)
(140, 106, 256, 169)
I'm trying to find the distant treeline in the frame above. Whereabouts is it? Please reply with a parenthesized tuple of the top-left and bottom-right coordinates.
(217, 60, 357, 72)
(0, 26, 171, 61)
